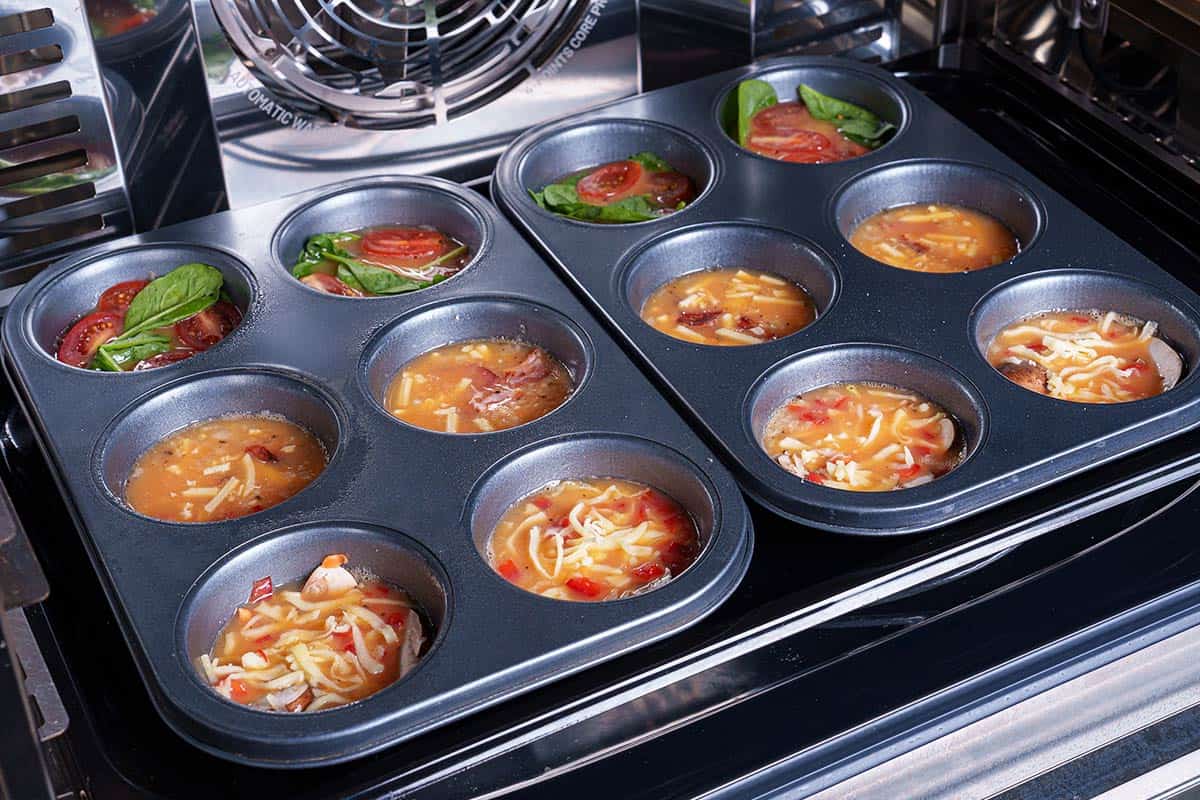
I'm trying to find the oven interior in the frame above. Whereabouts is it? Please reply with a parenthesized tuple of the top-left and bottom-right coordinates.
(6, 0, 1200, 796)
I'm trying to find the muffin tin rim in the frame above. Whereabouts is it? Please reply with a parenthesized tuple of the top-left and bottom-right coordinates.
(508, 116, 723, 230)
(87, 363, 350, 527)
(173, 520, 456, 720)
(20, 240, 262, 377)
(614, 219, 842, 350)
(826, 156, 1049, 274)
(461, 430, 725, 605)
(269, 175, 496, 302)
(967, 267, 1200, 406)
(354, 292, 597, 438)
(706, 58, 915, 169)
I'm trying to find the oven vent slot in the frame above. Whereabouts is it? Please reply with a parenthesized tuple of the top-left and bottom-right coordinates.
(0, 1, 132, 286)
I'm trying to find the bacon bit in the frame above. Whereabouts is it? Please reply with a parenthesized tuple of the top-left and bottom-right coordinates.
(321, 554, 348, 570)
(504, 350, 552, 387)
(661, 540, 698, 574)
(899, 234, 929, 254)
(677, 310, 722, 327)
(631, 562, 665, 581)
(245, 445, 278, 463)
(248, 576, 273, 604)
(806, 471, 825, 484)
(736, 315, 757, 330)
(465, 365, 500, 388)
(285, 686, 314, 712)
(498, 560, 520, 581)
(566, 576, 604, 597)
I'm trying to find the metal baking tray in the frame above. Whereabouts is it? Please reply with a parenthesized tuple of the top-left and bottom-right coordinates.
(492, 55, 1200, 535)
(0, 175, 754, 768)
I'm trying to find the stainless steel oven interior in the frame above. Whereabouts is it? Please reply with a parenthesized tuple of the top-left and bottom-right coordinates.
(6, 0, 1200, 797)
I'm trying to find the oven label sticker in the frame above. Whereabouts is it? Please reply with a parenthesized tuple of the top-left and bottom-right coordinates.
(524, 0, 609, 95)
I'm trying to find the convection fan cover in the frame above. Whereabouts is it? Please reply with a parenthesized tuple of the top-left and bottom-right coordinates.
(210, 0, 589, 129)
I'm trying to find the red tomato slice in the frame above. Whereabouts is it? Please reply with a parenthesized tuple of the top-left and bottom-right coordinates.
(174, 301, 241, 351)
(746, 101, 870, 163)
(57, 311, 123, 367)
(576, 160, 644, 205)
(360, 228, 447, 263)
(566, 576, 604, 598)
(97, 280, 149, 313)
(645, 170, 695, 208)
(131, 349, 196, 371)
(301, 273, 362, 297)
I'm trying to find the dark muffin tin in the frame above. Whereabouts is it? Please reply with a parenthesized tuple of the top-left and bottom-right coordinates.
(493, 56, 1200, 535)
(0, 175, 754, 768)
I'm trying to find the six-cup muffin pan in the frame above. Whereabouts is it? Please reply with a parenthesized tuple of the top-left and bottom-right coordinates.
(492, 55, 1200, 535)
(0, 175, 754, 768)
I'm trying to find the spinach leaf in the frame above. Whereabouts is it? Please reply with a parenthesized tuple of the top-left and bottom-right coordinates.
(629, 152, 672, 172)
(541, 182, 581, 208)
(335, 264, 366, 293)
(734, 79, 778, 145)
(294, 232, 464, 295)
(292, 232, 360, 278)
(121, 263, 222, 339)
(336, 259, 446, 295)
(797, 84, 895, 149)
(92, 332, 172, 371)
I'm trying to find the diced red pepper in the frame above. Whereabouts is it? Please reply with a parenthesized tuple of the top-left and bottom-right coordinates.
(566, 576, 604, 597)
(531, 496, 552, 510)
(788, 404, 830, 425)
(806, 471, 825, 484)
(229, 678, 251, 702)
(897, 464, 922, 480)
(248, 576, 273, 604)
(631, 562, 665, 581)
(497, 560, 520, 581)
(1029, 343, 1049, 354)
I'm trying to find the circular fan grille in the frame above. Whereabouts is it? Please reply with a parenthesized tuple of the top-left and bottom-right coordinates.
(211, 0, 589, 128)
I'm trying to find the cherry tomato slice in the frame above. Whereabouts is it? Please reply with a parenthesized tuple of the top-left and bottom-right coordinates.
(360, 228, 447, 263)
(576, 160, 644, 205)
(132, 349, 196, 371)
(97, 280, 149, 313)
(301, 273, 363, 297)
(174, 301, 241, 351)
(57, 311, 123, 368)
(646, 171, 695, 208)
